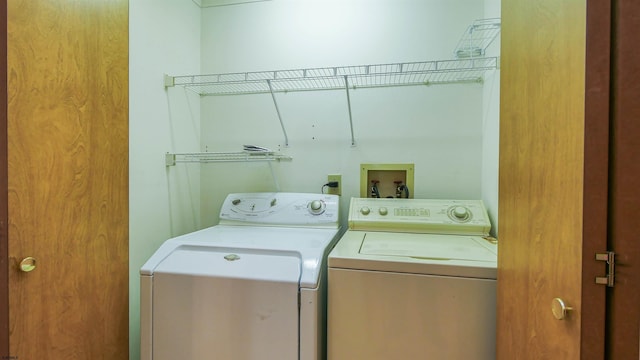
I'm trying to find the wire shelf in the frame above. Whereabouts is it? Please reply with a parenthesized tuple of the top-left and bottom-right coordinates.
(165, 57, 498, 96)
(454, 18, 501, 58)
(163, 18, 501, 151)
(166, 151, 293, 166)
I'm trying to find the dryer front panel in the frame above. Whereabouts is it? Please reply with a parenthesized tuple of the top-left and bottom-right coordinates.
(153, 273, 299, 360)
(151, 248, 300, 360)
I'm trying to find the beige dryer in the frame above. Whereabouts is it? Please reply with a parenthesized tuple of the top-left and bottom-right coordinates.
(328, 197, 497, 360)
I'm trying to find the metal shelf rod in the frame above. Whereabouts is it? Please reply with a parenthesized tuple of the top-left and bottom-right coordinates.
(344, 75, 356, 147)
(267, 79, 289, 147)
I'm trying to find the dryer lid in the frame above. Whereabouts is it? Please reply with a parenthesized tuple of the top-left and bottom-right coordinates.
(141, 224, 340, 288)
(153, 245, 301, 284)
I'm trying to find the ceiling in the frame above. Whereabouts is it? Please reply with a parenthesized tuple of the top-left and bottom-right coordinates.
(192, 0, 271, 7)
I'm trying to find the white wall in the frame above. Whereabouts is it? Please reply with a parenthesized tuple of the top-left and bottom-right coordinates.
(129, 1, 201, 359)
(193, 0, 493, 227)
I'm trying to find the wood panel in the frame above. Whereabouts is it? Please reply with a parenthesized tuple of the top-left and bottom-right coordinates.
(7, 0, 129, 359)
(581, 0, 611, 357)
(608, 0, 640, 357)
(0, 0, 8, 355)
(497, 0, 589, 358)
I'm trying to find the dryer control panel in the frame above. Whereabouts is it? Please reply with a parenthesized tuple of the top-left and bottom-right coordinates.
(219, 192, 339, 227)
(348, 198, 490, 235)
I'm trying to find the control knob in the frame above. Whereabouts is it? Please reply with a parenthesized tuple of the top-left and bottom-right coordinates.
(360, 206, 371, 215)
(379, 207, 388, 216)
(453, 206, 469, 219)
(447, 206, 474, 223)
(308, 200, 326, 215)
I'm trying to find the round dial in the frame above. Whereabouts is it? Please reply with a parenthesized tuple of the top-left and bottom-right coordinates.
(360, 206, 371, 215)
(447, 205, 472, 222)
(453, 206, 468, 219)
(308, 200, 326, 215)
(379, 207, 388, 216)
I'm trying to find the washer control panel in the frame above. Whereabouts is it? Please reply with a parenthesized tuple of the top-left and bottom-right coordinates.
(219, 192, 339, 227)
(348, 198, 491, 235)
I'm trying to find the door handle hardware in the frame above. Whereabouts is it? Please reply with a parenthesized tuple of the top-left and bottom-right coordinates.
(551, 298, 573, 320)
(595, 251, 615, 287)
(19, 257, 37, 272)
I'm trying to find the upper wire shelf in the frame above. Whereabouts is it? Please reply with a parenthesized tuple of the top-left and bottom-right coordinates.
(163, 18, 500, 151)
(164, 57, 499, 96)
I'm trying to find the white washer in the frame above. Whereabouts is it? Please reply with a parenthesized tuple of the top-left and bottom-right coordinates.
(328, 197, 497, 360)
(140, 192, 341, 360)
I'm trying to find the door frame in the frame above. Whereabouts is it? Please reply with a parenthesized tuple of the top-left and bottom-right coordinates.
(607, 0, 640, 357)
(0, 0, 9, 354)
(582, 0, 611, 357)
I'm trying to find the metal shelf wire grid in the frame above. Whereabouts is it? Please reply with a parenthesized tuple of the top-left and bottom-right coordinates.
(165, 151, 292, 166)
(163, 18, 501, 156)
(167, 57, 499, 96)
(454, 18, 501, 58)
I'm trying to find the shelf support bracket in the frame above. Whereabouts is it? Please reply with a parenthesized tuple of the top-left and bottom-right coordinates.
(267, 80, 289, 147)
(344, 76, 356, 146)
(164, 74, 175, 88)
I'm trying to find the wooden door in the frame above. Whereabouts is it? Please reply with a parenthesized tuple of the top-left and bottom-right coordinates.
(499, 0, 640, 358)
(497, 0, 608, 358)
(3, 0, 129, 359)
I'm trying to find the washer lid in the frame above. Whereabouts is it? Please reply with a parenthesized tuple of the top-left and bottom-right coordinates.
(153, 246, 301, 284)
(360, 232, 496, 262)
(329, 231, 497, 279)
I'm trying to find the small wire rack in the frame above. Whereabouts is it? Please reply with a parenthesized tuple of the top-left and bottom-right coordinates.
(454, 18, 501, 58)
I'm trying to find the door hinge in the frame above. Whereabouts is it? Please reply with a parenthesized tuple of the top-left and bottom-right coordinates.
(595, 251, 615, 287)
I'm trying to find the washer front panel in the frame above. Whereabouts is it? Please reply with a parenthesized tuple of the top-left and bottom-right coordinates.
(327, 267, 496, 359)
